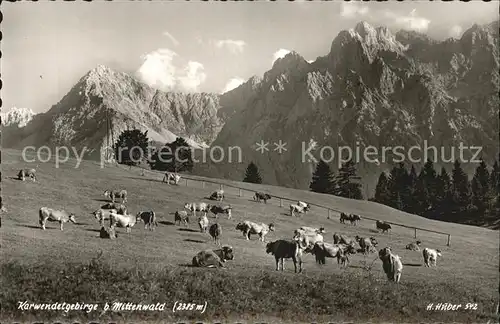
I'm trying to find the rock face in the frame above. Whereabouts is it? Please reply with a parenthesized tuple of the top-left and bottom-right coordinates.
(3, 65, 229, 159)
(195, 21, 499, 194)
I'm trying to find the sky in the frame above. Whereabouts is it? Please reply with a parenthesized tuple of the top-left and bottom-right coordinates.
(3, 0, 498, 114)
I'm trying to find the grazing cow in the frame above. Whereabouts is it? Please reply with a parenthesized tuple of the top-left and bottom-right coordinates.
(266, 238, 309, 273)
(333, 233, 356, 246)
(101, 203, 127, 215)
(209, 223, 222, 246)
(174, 210, 189, 226)
(93, 208, 118, 225)
(298, 226, 325, 235)
(99, 226, 118, 239)
(355, 235, 376, 254)
(235, 221, 275, 242)
(290, 204, 307, 217)
(39, 207, 76, 231)
(406, 241, 422, 251)
(163, 172, 181, 185)
(349, 214, 361, 225)
(184, 202, 210, 218)
(378, 247, 403, 283)
(297, 201, 311, 212)
(198, 214, 209, 233)
(103, 190, 128, 204)
(209, 204, 232, 219)
(423, 248, 442, 267)
(254, 192, 271, 203)
(209, 190, 225, 201)
(136, 211, 157, 231)
(339, 212, 350, 224)
(18, 168, 37, 182)
(311, 242, 357, 265)
(192, 246, 234, 268)
(109, 212, 137, 233)
(376, 220, 392, 233)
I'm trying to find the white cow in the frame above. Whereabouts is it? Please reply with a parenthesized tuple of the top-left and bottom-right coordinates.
(184, 202, 210, 218)
(39, 207, 76, 231)
(198, 214, 209, 233)
(109, 212, 137, 233)
(235, 221, 275, 242)
(297, 201, 310, 212)
(104, 190, 128, 204)
(290, 204, 307, 217)
(423, 248, 442, 267)
(93, 209, 118, 225)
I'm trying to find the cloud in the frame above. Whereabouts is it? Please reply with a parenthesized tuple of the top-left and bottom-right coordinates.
(163, 31, 180, 47)
(215, 39, 246, 54)
(136, 49, 206, 92)
(272, 48, 291, 64)
(177, 61, 207, 92)
(449, 25, 463, 39)
(384, 9, 431, 32)
(137, 48, 177, 91)
(222, 77, 245, 94)
(340, 2, 369, 18)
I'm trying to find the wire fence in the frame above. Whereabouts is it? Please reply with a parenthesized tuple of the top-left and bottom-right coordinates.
(150, 170, 452, 247)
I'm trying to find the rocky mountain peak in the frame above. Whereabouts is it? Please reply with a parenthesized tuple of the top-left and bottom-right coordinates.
(1, 107, 36, 128)
(271, 51, 309, 72)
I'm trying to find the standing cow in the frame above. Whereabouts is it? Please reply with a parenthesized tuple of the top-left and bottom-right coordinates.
(39, 207, 76, 231)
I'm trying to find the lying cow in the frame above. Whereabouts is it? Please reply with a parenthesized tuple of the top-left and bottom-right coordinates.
(109, 212, 136, 233)
(192, 246, 234, 268)
(254, 192, 271, 203)
(163, 172, 181, 185)
(266, 238, 309, 273)
(101, 203, 127, 215)
(198, 214, 209, 233)
(378, 247, 403, 283)
(297, 201, 310, 211)
(184, 202, 210, 218)
(18, 168, 37, 182)
(103, 189, 128, 204)
(423, 247, 442, 267)
(333, 233, 356, 246)
(93, 208, 118, 225)
(209, 223, 222, 246)
(406, 241, 422, 251)
(311, 242, 356, 265)
(174, 210, 189, 226)
(290, 204, 308, 217)
(235, 221, 275, 242)
(39, 207, 76, 231)
(136, 210, 157, 231)
(298, 226, 325, 235)
(376, 220, 392, 233)
(209, 204, 232, 219)
(209, 189, 224, 201)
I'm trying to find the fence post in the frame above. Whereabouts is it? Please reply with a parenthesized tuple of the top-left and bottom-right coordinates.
(185, 179, 188, 187)
(239, 188, 242, 197)
(280, 198, 283, 207)
(327, 209, 330, 219)
(447, 234, 450, 247)
(414, 228, 417, 239)
(220, 184, 223, 190)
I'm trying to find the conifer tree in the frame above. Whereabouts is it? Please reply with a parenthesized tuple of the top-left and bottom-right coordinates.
(451, 160, 471, 210)
(471, 159, 491, 212)
(309, 160, 335, 194)
(374, 172, 390, 205)
(334, 159, 363, 199)
(243, 162, 262, 184)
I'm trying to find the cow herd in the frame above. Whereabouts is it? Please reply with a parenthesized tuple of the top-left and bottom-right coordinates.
(20, 169, 444, 281)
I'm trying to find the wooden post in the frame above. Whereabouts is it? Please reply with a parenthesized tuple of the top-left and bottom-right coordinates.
(447, 234, 450, 247)
(185, 179, 188, 186)
(220, 184, 223, 190)
(414, 228, 417, 239)
(327, 209, 330, 219)
(279, 198, 283, 207)
(202, 181, 205, 189)
(239, 188, 242, 197)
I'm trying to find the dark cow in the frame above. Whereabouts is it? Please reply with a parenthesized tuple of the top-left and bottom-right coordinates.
(101, 203, 127, 215)
(136, 211, 157, 231)
(209, 223, 222, 246)
(209, 204, 232, 219)
(376, 220, 392, 233)
(254, 192, 272, 203)
(99, 226, 118, 239)
(174, 210, 189, 226)
(339, 212, 350, 224)
(265, 238, 309, 273)
(311, 242, 357, 265)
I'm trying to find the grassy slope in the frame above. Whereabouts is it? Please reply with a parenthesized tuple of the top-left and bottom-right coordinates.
(1, 149, 498, 323)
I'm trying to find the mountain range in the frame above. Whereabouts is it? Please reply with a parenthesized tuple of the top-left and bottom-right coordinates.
(4, 20, 499, 196)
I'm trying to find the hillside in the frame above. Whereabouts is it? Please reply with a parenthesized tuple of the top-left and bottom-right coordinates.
(1, 148, 498, 322)
(196, 20, 499, 194)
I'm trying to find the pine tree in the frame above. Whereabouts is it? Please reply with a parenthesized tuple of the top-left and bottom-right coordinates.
(374, 172, 390, 205)
(489, 159, 499, 205)
(413, 172, 430, 216)
(405, 165, 418, 213)
(149, 137, 193, 172)
(420, 159, 438, 210)
(114, 129, 150, 166)
(334, 160, 363, 200)
(471, 159, 490, 212)
(386, 163, 409, 211)
(310, 160, 335, 194)
(243, 162, 262, 184)
(435, 167, 453, 220)
(451, 160, 471, 217)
